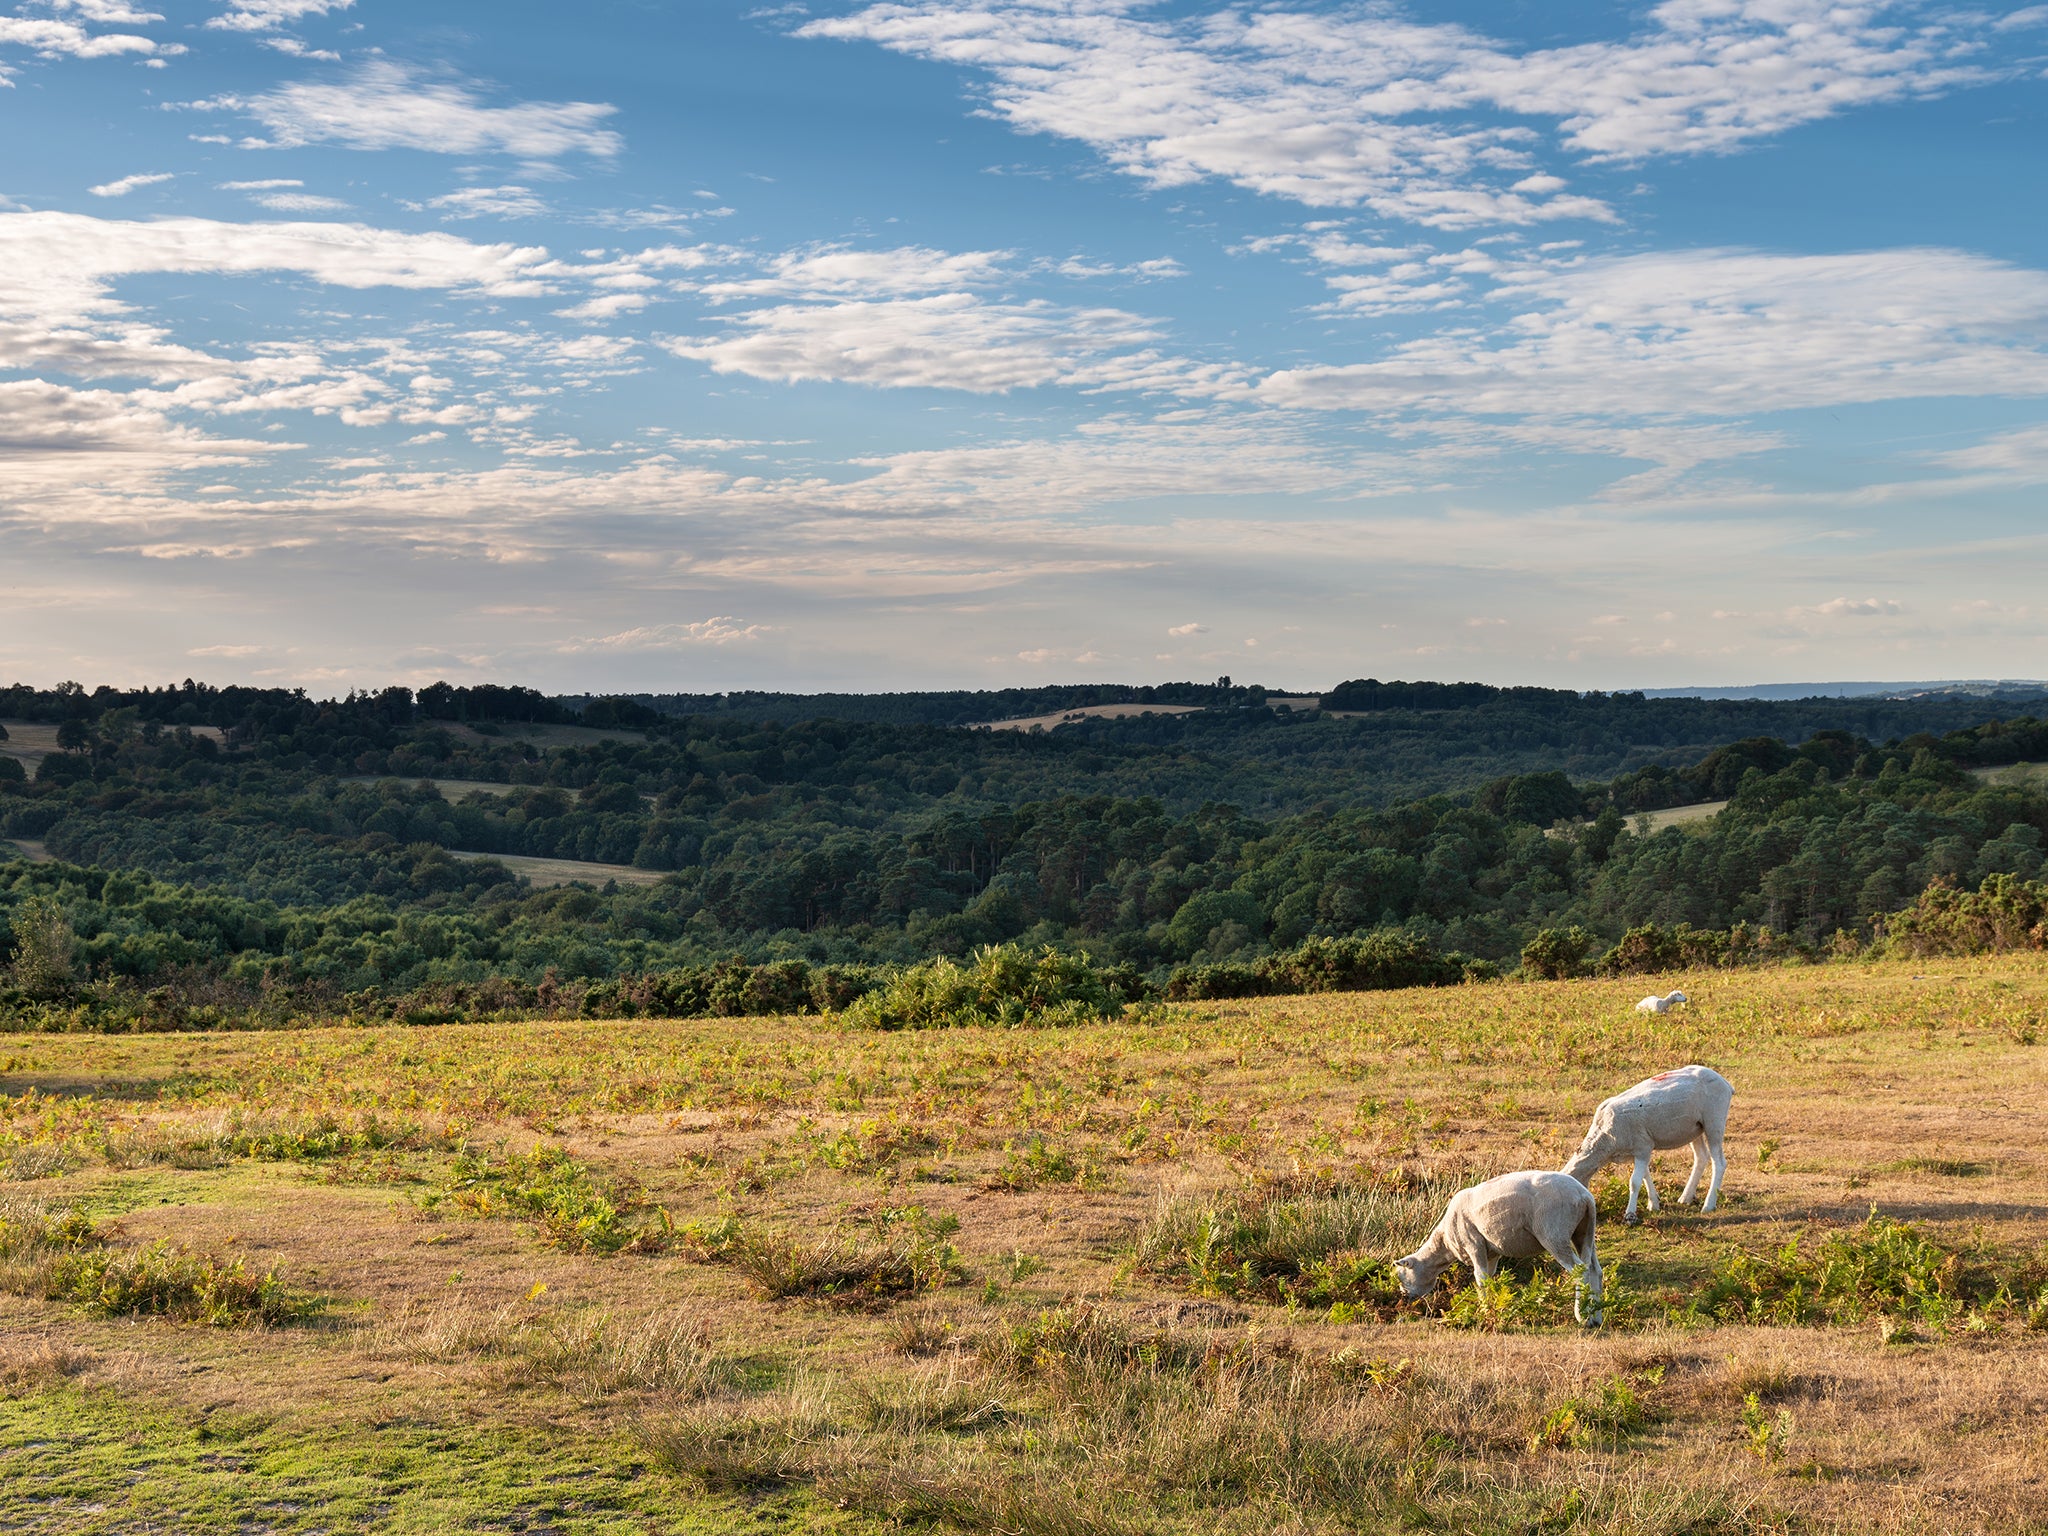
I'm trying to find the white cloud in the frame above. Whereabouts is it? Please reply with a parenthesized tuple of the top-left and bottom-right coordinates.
(1056, 255, 1185, 281)
(562, 617, 767, 651)
(803, 1, 1997, 227)
(696, 244, 1011, 303)
(0, 15, 164, 62)
(88, 171, 174, 197)
(0, 210, 563, 328)
(190, 61, 622, 160)
(1800, 596, 1907, 618)
(219, 177, 303, 190)
(424, 184, 550, 221)
(47, 2, 165, 22)
(1166, 621, 1204, 636)
(663, 291, 1234, 395)
(251, 191, 350, 211)
(1259, 247, 2048, 427)
(206, 0, 352, 33)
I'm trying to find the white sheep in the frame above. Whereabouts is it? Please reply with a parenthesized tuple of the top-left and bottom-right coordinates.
(1394, 1171, 1603, 1325)
(1561, 1064, 1732, 1221)
(1634, 989, 1688, 1014)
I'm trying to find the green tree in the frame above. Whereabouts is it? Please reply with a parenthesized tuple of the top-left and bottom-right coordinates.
(7, 894, 78, 1000)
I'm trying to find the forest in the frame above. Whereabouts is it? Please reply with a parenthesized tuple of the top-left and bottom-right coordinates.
(3, 677, 2047, 1012)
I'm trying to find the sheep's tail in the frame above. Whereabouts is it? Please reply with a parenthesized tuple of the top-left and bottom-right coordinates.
(1574, 1207, 1604, 1327)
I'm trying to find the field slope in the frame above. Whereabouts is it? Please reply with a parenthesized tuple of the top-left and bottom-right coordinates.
(3, 959, 2047, 1534)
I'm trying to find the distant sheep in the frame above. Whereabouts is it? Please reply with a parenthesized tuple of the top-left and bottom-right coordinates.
(1395, 1171, 1603, 1326)
(1562, 1065, 1732, 1221)
(1634, 990, 1688, 1014)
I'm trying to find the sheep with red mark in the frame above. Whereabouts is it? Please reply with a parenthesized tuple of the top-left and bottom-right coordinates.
(1562, 1065, 1733, 1221)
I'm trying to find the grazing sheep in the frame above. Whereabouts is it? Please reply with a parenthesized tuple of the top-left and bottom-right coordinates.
(1634, 989, 1688, 1014)
(1394, 1171, 1603, 1325)
(1562, 1064, 1733, 1221)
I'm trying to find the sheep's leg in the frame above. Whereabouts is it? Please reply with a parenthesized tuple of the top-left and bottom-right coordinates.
(1702, 1135, 1727, 1213)
(1679, 1134, 1708, 1204)
(1540, 1231, 1603, 1327)
(1626, 1151, 1658, 1220)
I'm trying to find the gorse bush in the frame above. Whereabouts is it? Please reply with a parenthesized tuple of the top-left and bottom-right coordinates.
(843, 944, 1132, 1030)
(1877, 873, 2048, 957)
(1164, 931, 1484, 1001)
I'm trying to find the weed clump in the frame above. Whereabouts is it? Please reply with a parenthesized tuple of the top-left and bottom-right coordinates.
(1529, 1368, 1661, 1451)
(729, 1225, 964, 1306)
(2, 1197, 318, 1326)
(1134, 1175, 1449, 1313)
(432, 1142, 672, 1254)
(1689, 1212, 2048, 1331)
(50, 1241, 321, 1326)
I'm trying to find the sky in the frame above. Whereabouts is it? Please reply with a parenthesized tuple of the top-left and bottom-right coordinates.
(3, 0, 2047, 695)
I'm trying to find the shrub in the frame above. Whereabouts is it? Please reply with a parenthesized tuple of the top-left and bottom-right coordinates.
(1519, 926, 1600, 981)
(1164, 931, 1467, 1001)
(1687, 1212, 2048, 1330)
(843, 944, 1124, 1030)
(1877, 873, 2048, 957)
(5, 895, 77, 1001)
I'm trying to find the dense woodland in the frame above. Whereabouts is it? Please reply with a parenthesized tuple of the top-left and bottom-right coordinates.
(3, 678, 2047, 1011)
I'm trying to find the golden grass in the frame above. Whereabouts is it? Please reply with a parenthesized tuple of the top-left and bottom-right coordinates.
(3, 956, 2048, 1531)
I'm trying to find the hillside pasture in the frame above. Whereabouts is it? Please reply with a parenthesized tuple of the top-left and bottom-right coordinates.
(447, 850, 671, 889)
(1, 718, 225, 778)
(1972, 761, 2048, 790)
(1633, 799, 1731, 832)
(2, 960, 2046, 1534)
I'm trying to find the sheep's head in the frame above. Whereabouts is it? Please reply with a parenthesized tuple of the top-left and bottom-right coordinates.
(1667, 990, 1689, 1006)
(1561, 1131, 1614, 1187)
(1393, 1250, 1444, 1300)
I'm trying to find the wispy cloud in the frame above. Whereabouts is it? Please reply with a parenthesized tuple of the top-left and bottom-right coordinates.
(803, 1, 1997, 228)
(187, 61, 622, 160)
(205, 0, 352, 33)
(88, 171, 174, 197)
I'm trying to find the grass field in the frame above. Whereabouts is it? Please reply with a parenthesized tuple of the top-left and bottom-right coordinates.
(1, 719, 224, 778)
(447, 850, 670, 888)
(4, 960, 2047, 1534)
(343, 777, 527, 801)
(1972, 762, 2048, 790)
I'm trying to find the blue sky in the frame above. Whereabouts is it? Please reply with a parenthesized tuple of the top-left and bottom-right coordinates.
(4, 0, 2047, 693)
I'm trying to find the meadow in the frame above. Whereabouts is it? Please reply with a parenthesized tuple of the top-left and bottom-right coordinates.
(3, 959, 2046, 1535)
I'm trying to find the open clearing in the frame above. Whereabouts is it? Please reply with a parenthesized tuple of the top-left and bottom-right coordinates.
(975, 703, 1204, 732)
(344, 776, 526, 800)
(1, 719, 224, 777)
(3, 959, 2047, 1534)
(1972, 762, 2048, 790)
(1635, 800, 1730, 831)
(448, 850, 670, 888)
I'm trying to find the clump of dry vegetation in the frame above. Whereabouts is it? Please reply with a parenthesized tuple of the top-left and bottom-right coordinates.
(1, 1193, 319, 1326)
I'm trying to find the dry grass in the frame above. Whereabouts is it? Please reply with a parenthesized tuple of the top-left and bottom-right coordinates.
(4, 957, 2048, 1531)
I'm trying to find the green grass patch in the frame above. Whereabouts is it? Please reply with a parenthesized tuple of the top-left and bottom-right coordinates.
(1687, 1212, 2048, 1331)
(0, 1386, 851, 1535)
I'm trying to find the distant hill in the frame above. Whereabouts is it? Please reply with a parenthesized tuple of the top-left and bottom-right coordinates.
(1643, 679, 2048, 701)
